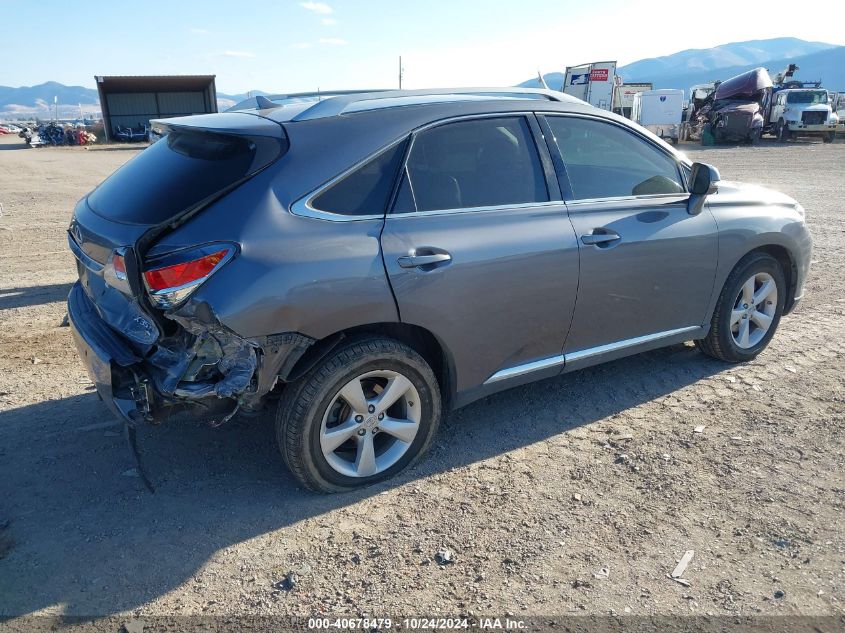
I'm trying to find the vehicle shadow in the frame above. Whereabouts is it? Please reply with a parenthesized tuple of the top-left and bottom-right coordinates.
(0, 140, 30, 151)
(0, 284, 73, 311)
(0, 343, 724, 617)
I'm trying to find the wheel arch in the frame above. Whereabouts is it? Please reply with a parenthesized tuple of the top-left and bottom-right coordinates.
(280, 322, 456, 408)
(738, 244, 797, 313)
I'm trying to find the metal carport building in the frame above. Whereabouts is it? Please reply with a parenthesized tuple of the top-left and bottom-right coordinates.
(95, 75, 217, 141)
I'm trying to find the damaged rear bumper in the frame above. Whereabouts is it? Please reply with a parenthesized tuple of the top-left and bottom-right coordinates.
(68, 281, 313, 426)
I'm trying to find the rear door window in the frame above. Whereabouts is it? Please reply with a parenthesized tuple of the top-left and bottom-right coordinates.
(393, 116, 548, 213)
(311, 140, 408, 216)
(545, 116, 685, 200)
(88, 129, 285, 225)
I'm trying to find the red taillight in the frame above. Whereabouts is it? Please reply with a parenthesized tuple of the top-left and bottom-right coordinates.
(144, 249, 229, 292)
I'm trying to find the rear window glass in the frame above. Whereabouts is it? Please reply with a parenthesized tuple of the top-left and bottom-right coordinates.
(88, 129, 284, 225)
(311, 140, 408, 216)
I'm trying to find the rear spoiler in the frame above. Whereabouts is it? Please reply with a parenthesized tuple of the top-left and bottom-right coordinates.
(150, 111, 288, 138)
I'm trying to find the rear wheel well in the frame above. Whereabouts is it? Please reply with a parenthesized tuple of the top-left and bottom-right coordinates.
(745, 245, 796, 312)
(282, 323, 453, 407)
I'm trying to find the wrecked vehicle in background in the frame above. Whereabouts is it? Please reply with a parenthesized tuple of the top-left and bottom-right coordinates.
(679, 82, 716, 142)
(682, 69, 772, 145)
(705, 68, 772, 145)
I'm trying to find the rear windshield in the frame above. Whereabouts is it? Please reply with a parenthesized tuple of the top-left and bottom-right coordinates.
(87, 129, 285, 225)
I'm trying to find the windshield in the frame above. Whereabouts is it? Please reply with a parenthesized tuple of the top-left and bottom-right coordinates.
(786, 91, 828, 105)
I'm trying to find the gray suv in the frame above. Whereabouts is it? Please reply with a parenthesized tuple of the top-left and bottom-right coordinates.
(67, 88, 812, 492)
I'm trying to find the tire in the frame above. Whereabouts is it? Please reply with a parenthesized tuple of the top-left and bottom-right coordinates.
(276, 336, 442, 493)
(823, 132, 835, 143)
(696, 252, 786, 363)
(777, 120, 791, 142)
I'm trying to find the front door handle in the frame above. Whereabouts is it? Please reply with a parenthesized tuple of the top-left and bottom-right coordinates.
(397, 251, 452, 269)
(581, 230, 621, 246)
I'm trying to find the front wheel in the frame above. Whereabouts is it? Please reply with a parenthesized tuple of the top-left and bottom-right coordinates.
(823, 132, 836, 143)
(777, 120, 791, 142)
(276, 336, 442, 493)
(696, 252, 786, 363)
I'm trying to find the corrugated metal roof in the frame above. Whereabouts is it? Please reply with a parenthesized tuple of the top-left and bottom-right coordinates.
(95, 75, 216, 92)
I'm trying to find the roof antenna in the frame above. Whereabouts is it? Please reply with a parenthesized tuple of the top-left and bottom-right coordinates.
(255, 95, 276, 110)
(537, 70, 550, 89)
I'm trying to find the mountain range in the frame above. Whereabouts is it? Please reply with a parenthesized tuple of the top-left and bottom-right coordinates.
(520, 37, 844, 92)
(2, 37, 843, 118)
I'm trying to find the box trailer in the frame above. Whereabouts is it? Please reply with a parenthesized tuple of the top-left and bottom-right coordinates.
(562, 61, 617, 110)
(613, 82, 653, 118)
(631, 89, 684, 143)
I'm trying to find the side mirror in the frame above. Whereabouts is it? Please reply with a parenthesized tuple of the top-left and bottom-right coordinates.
(687, 162, 720, 215)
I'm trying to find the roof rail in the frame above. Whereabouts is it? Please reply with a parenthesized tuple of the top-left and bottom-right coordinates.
(226, 89, 390, 112)
(290, 87, 572, 121)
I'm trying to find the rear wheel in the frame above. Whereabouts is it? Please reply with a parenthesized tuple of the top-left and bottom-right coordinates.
(823, 132, 836, 143)
(696, 252, 786, 363)
(276, 336, 442, 493)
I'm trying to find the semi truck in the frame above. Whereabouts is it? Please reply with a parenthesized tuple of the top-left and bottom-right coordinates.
(769, 88, 838, 142)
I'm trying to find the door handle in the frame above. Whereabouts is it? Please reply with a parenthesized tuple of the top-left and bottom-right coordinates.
(581, 230, 621, 246)
(397, 251, 452, 269)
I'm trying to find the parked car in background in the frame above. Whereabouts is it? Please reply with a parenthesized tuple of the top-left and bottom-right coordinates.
(835, 92, 845, 128)
(67, 88, 812, 492)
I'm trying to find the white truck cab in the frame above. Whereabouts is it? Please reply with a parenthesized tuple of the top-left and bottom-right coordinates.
(770, 89, 838, 142)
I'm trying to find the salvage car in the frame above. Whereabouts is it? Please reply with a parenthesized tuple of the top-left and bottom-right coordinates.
(67, 88, 812, 492)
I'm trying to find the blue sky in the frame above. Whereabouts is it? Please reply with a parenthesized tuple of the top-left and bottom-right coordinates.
(1, 0, 842, 94)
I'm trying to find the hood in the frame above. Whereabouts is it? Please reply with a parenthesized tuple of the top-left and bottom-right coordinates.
(796, 103, 832, 112)
(713, 180, 798, 208)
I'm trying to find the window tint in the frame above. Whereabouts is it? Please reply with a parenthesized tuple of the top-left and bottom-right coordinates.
(394, 117, 548, 213)
(88, 129, 285, 225)
(312, 140, 408, 215)
(546, 116, 685, 200)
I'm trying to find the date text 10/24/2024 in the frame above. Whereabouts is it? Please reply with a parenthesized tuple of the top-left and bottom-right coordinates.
(307, 618, 527, 630)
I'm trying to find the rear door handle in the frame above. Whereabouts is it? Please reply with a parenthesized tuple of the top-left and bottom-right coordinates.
(581, 230, 621, 246)
(397, 251, 452, 268)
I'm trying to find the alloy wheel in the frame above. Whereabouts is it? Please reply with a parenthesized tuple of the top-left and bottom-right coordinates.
(730, 272, 778, 349)
(319, 370, 421, 478)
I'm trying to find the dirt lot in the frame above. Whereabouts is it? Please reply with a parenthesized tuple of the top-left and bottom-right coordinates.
(1, 133, 844, 624)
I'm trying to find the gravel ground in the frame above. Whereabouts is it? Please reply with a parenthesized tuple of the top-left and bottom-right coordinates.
(0, 133, 843, 624)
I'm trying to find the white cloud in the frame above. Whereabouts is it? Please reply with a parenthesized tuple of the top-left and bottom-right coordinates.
(189, 27, 209, 34)
(321, 17, 337, 25)
(300, 1, 332, 14)
(221, 50, 256, 58)
(319, 38, 347, 46)
(291, 42, 312, 49)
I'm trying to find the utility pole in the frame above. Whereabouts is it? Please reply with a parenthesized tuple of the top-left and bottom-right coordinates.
(399, 56, 403, 90)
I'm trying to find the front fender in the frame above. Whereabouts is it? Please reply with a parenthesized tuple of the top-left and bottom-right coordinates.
(704, 182, 812, 319)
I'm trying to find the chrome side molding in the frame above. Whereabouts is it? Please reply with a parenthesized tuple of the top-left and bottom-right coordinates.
(484, 326, 700, 385)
